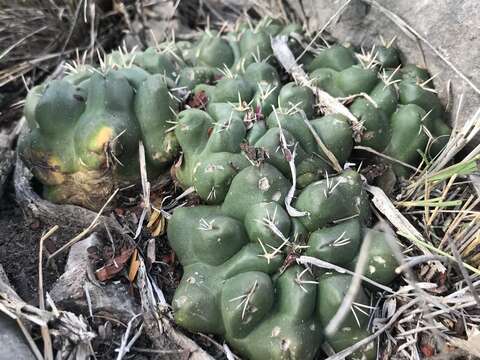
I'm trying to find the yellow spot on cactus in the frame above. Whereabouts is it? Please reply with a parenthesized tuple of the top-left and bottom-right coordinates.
(91, 127, 113, 151)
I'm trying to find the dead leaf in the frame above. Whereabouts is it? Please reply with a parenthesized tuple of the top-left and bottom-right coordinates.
(95, 247, 134, 282)
(420, 344, 435, 357)
(128, 249, 140, 282)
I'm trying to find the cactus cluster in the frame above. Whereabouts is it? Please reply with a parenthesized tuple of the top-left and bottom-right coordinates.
(307, 44, 451, 177)
(19, 16, 451, 359)
(19, 48, 182, 209)
(165, 22, 447, 359)
(169, 165, 397, 359)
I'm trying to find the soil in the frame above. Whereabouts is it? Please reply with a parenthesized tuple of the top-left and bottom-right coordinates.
(0, 178, 70, 304)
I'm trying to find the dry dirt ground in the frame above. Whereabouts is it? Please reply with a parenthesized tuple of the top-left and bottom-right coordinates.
(0, 178, 67, 304)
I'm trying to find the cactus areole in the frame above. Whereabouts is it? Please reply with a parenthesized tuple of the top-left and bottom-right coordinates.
(19, 16, 450, 359)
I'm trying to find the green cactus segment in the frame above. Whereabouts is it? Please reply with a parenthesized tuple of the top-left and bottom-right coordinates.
(169, 163, 398, 359)
(307, 45, 357, 72)
(317, 273, 376, 360)
(376, 46, 401, 69)
(19, 50, 181, 210)
(306, 219, 362, 265)
(177, 66, 219, 90)
(176, 61, 358, 204)
(107, 47, 181, 80)
(383, 104, 428, 177)
(221, 271, 275, 338)
(295, 170, 371, 231)
(307, 47, 451, 176)
(278, 82, 315, 118)
(349, 229, 399, 285)
(177, 17, 303, 77)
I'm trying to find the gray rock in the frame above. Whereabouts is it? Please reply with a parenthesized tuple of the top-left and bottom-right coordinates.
(0, 265, 35, 360)
(0, 315, 36, 360)
(49, 234, 140, 324)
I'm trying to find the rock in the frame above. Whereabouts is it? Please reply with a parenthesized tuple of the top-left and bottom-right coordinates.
(0, 265, 35, 360)
(0, 315, 36, 360)
(49, 234, 140, 324)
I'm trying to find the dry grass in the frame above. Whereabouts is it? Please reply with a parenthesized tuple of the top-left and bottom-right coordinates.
(0, 0, 129, 128)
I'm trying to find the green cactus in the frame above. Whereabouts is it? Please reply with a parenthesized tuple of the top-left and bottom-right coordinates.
(308, 44, 451, 177)
(169, 165, 397, 359)
(175, 63, 356, 205)
(19, 50, 181, 210)
(165, 25, 447, 360)
(165, 42, 401, 356)
(19, 19, 450, 359)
